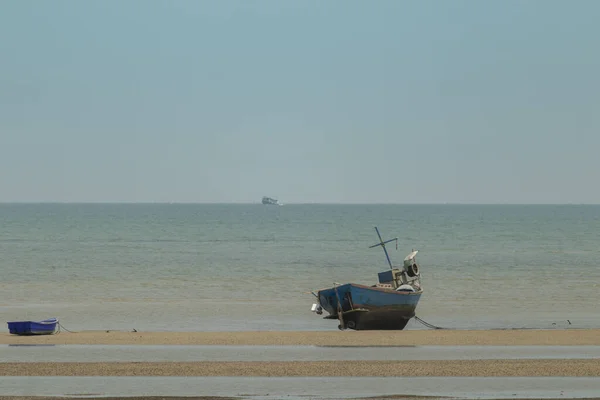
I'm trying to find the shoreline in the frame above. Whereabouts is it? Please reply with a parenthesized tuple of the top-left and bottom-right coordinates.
(0, 397, 466, 400)
(2, 395, 600, 400)
(2, 328, 600, 346)
(2, 396, 600, 400)
(3, 329, 599, 398)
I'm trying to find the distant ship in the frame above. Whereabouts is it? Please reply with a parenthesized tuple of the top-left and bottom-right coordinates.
(262, 196, 281, 205)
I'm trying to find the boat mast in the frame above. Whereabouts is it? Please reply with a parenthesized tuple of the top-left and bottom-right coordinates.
(369, 227, 398, 270)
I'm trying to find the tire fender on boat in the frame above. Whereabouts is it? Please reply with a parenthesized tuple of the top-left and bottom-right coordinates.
(407, 263, 419, 277)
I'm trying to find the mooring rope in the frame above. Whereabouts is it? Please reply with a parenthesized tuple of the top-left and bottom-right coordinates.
(56, 322, 77, 334)
(54, 322, 139, 334)
(413, 315, 575, 330)
(414, 315, 448, 330)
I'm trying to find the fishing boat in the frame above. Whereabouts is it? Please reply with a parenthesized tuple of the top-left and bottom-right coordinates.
(310, 227, 423, 330)
(7, 318, 59, 335)
(262, 196, 281, 205)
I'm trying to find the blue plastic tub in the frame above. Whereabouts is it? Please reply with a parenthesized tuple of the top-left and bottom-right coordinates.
(7, 318, 58, 335)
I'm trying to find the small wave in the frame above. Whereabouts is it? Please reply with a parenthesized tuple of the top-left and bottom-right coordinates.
(106, 238, 189, 243)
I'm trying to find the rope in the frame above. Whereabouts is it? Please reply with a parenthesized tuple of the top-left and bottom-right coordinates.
(413, 316, 575, 330)
(56, 322, 77, 334)
(53, 321, 137, 334)
(50, 317, 572, 334)
(414, 315, 449, 330)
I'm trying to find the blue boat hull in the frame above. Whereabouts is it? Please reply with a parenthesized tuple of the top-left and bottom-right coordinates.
(7, 318, 58, 335)
(318, 284, 421, 330)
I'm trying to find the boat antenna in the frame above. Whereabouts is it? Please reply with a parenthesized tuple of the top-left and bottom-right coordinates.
(368, 226, 398, 269)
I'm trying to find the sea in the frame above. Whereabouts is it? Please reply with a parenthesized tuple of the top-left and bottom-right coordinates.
(1, 203, 598, 332)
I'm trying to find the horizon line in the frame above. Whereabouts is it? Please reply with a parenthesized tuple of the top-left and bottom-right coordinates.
(0, 201, 598, 206)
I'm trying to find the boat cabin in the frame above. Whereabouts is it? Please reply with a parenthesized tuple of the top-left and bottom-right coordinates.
(375, 250, 420, 290)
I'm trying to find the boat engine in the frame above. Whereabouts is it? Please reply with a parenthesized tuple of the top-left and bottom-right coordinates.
(311, 303, 323, 315)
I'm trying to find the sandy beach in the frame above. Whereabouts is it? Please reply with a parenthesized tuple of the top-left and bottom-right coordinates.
(1, 329, 600, 378)
(0, 397, 447, 400)
(0, 395, 600, 400)
(1, 328, 600, 346)
(0, 398, 240, 400)
(2, 329, 599, 399)
(1, 359, 600, 377)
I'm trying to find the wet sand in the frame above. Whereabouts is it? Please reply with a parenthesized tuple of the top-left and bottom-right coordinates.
(0, 397, 449, 400)
(1, 397, 600, 400)
(1, 359, 600, 377)
(2, 328, 600, 346)
(0, 398, 240, 400)
(0, 397, 450, 400)
(3, 329, 600, 399)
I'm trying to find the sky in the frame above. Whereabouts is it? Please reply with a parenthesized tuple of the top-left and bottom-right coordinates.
(1, 0, 599, 204)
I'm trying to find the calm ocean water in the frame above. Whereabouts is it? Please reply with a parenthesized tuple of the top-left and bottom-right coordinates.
(0, 204, 598, 332)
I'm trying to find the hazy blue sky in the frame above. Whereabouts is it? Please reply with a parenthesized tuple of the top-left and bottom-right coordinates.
(1, 0, 598, 203)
